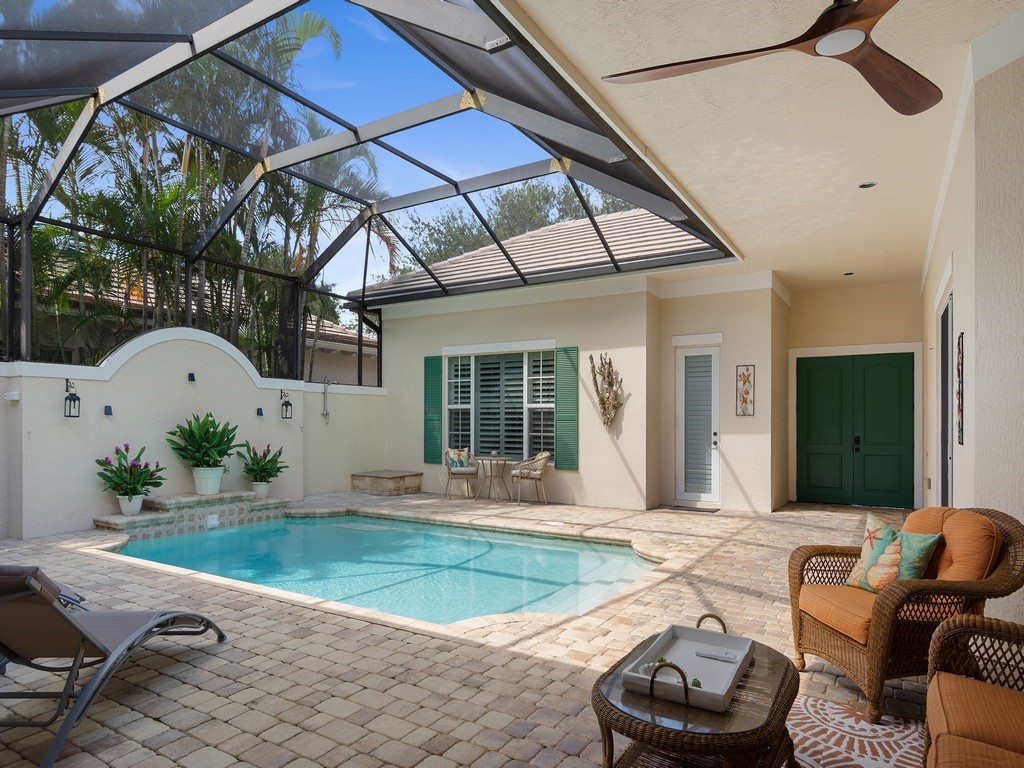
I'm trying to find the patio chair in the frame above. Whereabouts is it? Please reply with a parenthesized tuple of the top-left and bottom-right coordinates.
(0, 581, 85, 677)
(0, 565, 226, 767)
(789, 506, 1024, 722)
(511, 451, 551, 504)
(444, 447, 478, 498)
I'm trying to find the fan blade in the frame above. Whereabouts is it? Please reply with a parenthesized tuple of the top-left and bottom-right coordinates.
(848, 40, 942, 115)
(602, 43, 797, 84)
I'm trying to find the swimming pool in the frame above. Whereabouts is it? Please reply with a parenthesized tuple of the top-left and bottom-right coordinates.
(119, 515, 655, 624)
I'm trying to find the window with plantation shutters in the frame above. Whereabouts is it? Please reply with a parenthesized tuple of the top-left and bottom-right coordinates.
(430, 346, 574, 464)
(475, 354, 524, 456)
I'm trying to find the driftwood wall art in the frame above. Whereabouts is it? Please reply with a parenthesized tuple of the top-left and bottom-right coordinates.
(589, 353, 623, 426)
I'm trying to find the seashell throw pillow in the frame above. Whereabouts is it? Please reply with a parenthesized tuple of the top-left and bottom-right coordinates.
(845, 512, 943, 593)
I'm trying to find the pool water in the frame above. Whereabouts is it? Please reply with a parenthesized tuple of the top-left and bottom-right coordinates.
(120, 516, 655, 624)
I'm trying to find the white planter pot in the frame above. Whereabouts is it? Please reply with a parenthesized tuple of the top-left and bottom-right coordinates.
(117, 495, 144, 516)
(251, 482, 270, 499)
(192, 466, 225, 496)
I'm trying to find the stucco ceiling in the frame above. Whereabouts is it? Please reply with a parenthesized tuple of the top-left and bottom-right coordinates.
(488, 0, 1024, 292)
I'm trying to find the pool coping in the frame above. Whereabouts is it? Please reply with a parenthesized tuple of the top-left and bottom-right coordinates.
(75, 505, 685, 638)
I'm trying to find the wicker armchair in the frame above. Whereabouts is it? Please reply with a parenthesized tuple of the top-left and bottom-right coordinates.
(511, 451, 551, 504)
(789, 507, 1024, 723)
(926, 614, 1024, 762)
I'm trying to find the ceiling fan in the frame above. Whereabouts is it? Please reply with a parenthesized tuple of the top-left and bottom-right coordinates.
(602, 0, 942, 115)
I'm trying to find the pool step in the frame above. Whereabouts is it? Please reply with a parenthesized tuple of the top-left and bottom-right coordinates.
(94, 492, 289, 540)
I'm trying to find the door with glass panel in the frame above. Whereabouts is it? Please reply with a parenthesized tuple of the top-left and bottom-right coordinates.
(675, 347, 720, 503)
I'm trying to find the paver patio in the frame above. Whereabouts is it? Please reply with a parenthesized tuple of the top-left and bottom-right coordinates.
(0, 495, 923, 767)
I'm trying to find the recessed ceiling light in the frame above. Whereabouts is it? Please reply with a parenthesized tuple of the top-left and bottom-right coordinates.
(859, 181, 877, 189)
(843, 272, 855, 276)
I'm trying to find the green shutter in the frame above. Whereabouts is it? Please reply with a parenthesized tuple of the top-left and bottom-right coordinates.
(424, 356, 442, 464)
(554, 346, 578, 470)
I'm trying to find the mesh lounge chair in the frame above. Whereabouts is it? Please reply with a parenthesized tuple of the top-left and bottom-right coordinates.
(0, 565, 226, 767)
(511, 451, 551, 504)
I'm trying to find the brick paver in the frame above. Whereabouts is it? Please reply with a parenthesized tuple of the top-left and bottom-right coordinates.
(0, 495, 919, 766)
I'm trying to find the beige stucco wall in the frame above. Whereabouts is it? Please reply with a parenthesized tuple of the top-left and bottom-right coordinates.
(1, 375, 11, 538)
(5, 335, 304, 538)
(305, 347, 379, 387)
(921, 96, 976, 509)
(302, 385, 387, 495)
(975, 56, 1024, 620)
(645, 296, 662, 508)
(658, 289, 774, 512)
(381, 290, 651, 509)
(789, 281, 923, 349)
(771, 291, 790, 509)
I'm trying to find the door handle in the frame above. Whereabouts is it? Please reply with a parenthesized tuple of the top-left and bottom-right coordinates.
(712, 431, 718, 447)
(854, 435, 861, 452)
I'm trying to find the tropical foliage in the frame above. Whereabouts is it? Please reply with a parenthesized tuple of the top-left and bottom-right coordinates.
(398, 178, 635, 266)
(236, 442, 289, 483)
(0, 10, 380, 376)
(166, 413, 241, 469)
(95, 444, 165, 500)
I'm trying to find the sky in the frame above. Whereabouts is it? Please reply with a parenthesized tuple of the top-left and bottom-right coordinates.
(290, 0, 550, 299)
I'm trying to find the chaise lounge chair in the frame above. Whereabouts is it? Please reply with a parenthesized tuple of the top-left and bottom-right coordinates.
(0, 565, 226, 767)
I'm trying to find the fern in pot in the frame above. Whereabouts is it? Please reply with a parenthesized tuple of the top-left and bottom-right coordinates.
(166, 413, 241, 495)
(236, 442, 288, 499)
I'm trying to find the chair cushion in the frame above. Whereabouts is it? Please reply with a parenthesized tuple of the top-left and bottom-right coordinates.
(449, 466, 478, 476)
(927, 734, 1024, 768)
(799, 584, 876, 645)
(927, 671, 1024, 755)
(511, 469, 543, 479)
(845, 512, 943, 593)
(903, 507, 1002, 581)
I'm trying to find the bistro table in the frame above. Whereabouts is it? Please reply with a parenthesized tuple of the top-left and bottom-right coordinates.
(591, 633, 799, 768)
(475, 455, 511, 501)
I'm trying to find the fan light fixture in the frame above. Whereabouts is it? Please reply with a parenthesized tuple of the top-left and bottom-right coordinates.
(814, 28, 866, 57)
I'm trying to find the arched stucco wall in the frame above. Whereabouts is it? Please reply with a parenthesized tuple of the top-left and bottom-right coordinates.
(1, 329, 386, 538)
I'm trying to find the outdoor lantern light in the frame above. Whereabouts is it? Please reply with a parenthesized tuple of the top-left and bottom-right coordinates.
(256, 407, 264, 417)
(64, 379, 81, 418)
(280, 390, 293, 420)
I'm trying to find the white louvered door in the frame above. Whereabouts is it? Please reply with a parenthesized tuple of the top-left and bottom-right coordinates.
(675, 347, 720, 503)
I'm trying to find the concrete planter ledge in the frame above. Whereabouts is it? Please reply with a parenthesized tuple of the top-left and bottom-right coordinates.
(351, 470, 423, 496)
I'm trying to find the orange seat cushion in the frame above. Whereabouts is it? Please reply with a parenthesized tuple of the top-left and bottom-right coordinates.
(902, 507, 1002, 581)
(928, 733, 1024, 768)
(799, 584, 876, 644)
(928, 671, 1024, 754)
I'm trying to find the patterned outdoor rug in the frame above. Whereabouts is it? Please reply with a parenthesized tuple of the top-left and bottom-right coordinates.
(789, 695, 926, 768)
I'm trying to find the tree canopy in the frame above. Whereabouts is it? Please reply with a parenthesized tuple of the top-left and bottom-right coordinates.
(397, 179, 634, 267)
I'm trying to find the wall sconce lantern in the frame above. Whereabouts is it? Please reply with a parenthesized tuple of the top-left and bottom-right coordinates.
(64, 379, 81, 418)
(256, 407, 264, 417)
(280, 390, 293, 420)
(187, 372, 196, 382)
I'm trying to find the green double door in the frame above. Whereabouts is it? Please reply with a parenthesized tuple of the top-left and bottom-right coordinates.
(797, 353, 914, 508)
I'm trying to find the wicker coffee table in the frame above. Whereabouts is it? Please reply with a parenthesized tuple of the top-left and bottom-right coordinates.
(592, 634, 799, 767)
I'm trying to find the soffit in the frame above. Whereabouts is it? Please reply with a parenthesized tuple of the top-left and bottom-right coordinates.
(492, 0, 1024, 292)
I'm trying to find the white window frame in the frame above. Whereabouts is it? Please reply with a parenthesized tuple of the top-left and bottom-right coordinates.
(442, 346, 555, 460)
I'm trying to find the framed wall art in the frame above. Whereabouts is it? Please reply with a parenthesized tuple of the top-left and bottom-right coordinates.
(736, 364, 754, 416)
(956, 332, 964, 445)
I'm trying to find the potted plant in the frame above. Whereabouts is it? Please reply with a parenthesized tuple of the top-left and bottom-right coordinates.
(95, 443, 165, 515)
(236, 442, 288, 499)
(166, 413, 241, 495)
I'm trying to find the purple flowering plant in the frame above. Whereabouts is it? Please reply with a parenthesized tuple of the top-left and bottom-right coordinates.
(236, 442, 288, 483)
(95, 443, 165, 500)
